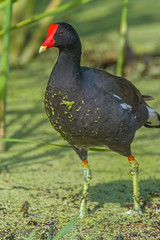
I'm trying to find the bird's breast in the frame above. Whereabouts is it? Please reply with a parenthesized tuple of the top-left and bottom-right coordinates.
(44, 87, 109, 139)
(44, 86, 138, 148)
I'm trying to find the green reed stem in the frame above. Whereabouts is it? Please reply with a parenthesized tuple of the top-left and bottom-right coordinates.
(0, 0, 91, 36)
(116, 0, 129, 77)
(0, 0, 13, 151)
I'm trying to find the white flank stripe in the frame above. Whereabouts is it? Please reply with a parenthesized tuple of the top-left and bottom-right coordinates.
(120, 103, 132, 111)
(112, 93, 122, 100)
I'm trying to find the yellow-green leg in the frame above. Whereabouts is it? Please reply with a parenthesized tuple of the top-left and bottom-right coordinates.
(79, 160, 92, 218)
(128, 156, 143, 215)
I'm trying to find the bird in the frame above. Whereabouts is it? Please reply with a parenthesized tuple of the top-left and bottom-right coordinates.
(39, 22, 160, 218)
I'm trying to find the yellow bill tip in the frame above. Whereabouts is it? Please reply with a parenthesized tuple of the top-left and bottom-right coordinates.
(39, 46, 47, 53)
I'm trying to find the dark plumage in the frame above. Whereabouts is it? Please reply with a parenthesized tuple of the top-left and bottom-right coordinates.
(39, 22, 160, 218)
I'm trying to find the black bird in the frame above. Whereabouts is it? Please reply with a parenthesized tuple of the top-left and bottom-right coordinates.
(39, 22, 160, 218)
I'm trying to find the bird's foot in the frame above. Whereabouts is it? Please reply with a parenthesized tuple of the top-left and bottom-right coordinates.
(124, 207, 146, 219)
(126, 208, 143, 216)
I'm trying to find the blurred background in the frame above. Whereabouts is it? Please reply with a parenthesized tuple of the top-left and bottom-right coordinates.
(0, 0, 160, 67)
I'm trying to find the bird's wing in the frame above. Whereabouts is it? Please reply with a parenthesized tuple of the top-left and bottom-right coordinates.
(95, 70, 143, 112)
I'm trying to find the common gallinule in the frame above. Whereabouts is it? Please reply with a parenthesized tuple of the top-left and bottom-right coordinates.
(39, 22, 160, 218)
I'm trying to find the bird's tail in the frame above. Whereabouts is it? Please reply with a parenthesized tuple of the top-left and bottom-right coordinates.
(144, 106, 160, 128)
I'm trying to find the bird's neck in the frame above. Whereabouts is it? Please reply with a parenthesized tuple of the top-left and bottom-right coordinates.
(58, 43, 81, 72)
(50, 42, 82, 87)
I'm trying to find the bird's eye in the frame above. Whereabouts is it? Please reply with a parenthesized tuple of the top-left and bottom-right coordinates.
(59, 30, 64, 34)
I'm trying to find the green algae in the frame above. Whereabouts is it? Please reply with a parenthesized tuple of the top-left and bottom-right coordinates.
(50, 106, 55, 116)
(68, 115, 73, 119)
(76, 106, 82, 111)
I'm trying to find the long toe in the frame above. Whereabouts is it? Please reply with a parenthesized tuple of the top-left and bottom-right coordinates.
(124, 208, 146, 219)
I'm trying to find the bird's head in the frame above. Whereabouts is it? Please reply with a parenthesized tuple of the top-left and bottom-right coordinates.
(39, 22, 80, 53)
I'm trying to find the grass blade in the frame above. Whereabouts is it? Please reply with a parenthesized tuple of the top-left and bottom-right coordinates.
(0, 137, 72, 148)
(52, 215, 78, 240)
(0, 137, 109, 152)
(26, 229, 37, 240)
(47, 222, 57, 240)
(0, 0, 92, 36)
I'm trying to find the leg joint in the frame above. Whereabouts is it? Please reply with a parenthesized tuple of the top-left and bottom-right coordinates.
(128, 156, 139, 175)
(82, 160, 92, 183)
